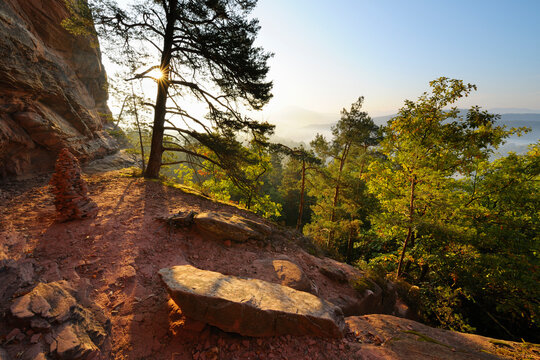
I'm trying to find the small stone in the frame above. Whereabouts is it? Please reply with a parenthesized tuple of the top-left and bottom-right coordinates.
(44, 333, 54, 344)
(30, 295, 51, 316)
(31, 333, 41, 344)
(49, 339, 57, 352)
(10, 295, 33, 319)
(55, 322, 98, 358)
(6, 328, 23, 343)
(163, 210, 197, 227)
(22, 344, 47, 360)
(194, 212, 271, 242)
(0, 347, 10, 360)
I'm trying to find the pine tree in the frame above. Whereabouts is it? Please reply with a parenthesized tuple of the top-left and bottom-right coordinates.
(65, 0, 273, 180)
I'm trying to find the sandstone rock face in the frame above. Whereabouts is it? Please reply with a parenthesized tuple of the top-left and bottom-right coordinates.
(159, 265, 345, 338)
(50, 148, 98, 221)
(319, 263, 349, 283)
(0, 0, 117, 179)
(82, 149, 137, 174)
(330, 288, 383, 317)
(194, 212, 272, 242)
(346, 314, 505, 360)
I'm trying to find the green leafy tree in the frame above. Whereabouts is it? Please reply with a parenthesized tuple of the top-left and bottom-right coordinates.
(271, 144, 320, 230)
(65, 0, 273, 180)
(178, 138, 282, 218)
(305, 97, 379, 259)
(453, 144, 539, 339)
(368, 77, 520, 278)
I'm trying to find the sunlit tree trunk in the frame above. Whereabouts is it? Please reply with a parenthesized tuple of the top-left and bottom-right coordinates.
(346, 226, 355, 263)
(328, 143, 350, 245)
(144, 1, 177, 178)
(132, 89, 146, 173)
(296, 159, 306, 231)
(397, 176, 416, 278)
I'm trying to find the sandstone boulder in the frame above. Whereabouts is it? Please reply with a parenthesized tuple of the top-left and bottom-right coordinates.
(194, 212, 271, 242)
(319, 264, 348, 283)
(252, 258, 313, 293)
(330, 287, 383, 317)
(160, 210, 198, 228)
(159, 265, 345, 338)
(9, 281, 109, 359)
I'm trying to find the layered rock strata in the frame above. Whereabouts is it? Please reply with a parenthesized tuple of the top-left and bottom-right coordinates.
(0, 0, 117, 179)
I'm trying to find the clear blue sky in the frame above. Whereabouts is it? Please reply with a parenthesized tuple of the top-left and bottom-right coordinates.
(251, 0, 540, 123)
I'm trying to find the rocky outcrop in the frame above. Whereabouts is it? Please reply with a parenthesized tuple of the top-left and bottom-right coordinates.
(9, 281, 110, 359)
(346, 314, 510, 360)
(194, 212, 272, 242)
(82, 149, 137, 174)
(0, 0, 117, 179)
(159, 265, 345, 338)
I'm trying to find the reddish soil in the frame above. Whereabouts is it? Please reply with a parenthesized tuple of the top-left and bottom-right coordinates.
(0, 171, 368, 359)
(1, 170, 535, 359)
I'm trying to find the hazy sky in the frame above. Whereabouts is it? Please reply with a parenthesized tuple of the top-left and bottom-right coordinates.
(251, 0, 540, 120)
(108, 0, 540, 141)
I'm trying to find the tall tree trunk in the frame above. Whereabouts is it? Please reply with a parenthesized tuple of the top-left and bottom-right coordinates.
(346, 226, 354, 263)
(328, 143, 350, 246)
(296, 159, 306, 231)
(397, 177, 416, 278)
(113, 97, 127, 130)
(131, 89, 146, 173)
(419, 263, 429, 282)
(144, 1, 177, 179)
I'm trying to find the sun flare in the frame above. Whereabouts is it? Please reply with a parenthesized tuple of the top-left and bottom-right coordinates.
(149, 67, 166, 81)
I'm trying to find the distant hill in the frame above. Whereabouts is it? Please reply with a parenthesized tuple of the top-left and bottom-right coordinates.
(297, 111, 539, 153)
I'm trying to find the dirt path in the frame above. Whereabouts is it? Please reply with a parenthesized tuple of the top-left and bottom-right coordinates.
(1, 172, 358, 359)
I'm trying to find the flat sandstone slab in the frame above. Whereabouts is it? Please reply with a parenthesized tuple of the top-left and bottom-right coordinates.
(159, 265, 345, 338)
